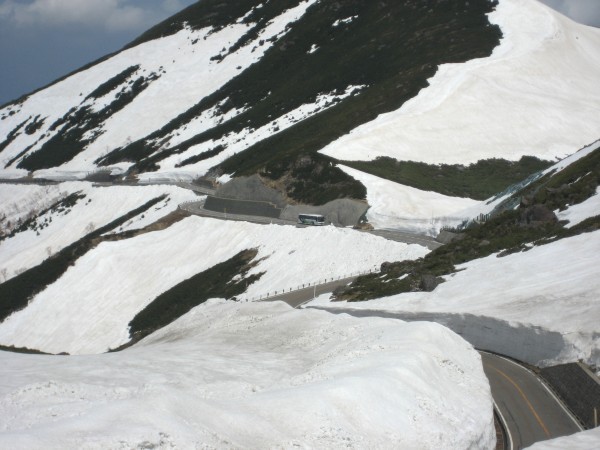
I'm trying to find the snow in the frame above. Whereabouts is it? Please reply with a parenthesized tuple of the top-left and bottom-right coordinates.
(0, 182, 198, 282)
(320, 0, 600, 165)
(140, 84, 367, 181)
(556, 187, 600, 228)
(332, 16, 358, 27)
(0, 301, 495, 449)
(0, 183, 63, 233)
(0, 1, 318, 174)
(543, 139, 600, 175)
(0, 216, 427, 354)
(339, 164, 480, 234)
(525, 427, 600, 450)
(307, 230, 600, 368)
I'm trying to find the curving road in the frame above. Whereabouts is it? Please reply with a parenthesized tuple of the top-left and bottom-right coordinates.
(264, 287, 583, 449)
(481, 352, 582, 449)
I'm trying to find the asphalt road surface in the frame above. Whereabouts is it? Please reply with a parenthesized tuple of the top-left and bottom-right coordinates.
(262, 276, 357, 307)
(267, 286, 583, 450)
(481, 352, 582, 449)
(182, 200, 443, 249)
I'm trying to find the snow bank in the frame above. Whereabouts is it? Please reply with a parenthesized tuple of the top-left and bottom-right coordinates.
(308, 231, 600, 368)
(0, 216, 427, 354)
(339, 164, 481, 234)
(320, 0, 600, 165)
(0, 301, 495, 449)
(0, 183, 198, 282)
(525, 427, 600, 450)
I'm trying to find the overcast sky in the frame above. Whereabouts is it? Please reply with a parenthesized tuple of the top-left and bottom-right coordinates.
(1, 0, 599, 106)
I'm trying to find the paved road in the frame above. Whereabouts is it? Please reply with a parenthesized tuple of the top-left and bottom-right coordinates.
(262, 276, 358, 308)
(266, 287, 583, 450)
(182, 199, 443, 249)
(3, 177, 441, 249)
(366, 228, 442, 250)
(481, 352, 582, 449)
(181, 199, 298, 226)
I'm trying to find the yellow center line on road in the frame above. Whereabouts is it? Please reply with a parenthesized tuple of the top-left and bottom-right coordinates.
(491, 365, 551, 438)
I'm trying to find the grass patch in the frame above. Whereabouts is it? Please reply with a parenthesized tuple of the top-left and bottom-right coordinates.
(342, 156, 552, 200)
(127, 249, 264, 343)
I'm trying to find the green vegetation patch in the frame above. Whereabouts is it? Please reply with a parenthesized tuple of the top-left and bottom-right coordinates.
(0, 196, 166, 323)
(343, 156, 552, 200)
(127, 249, 264, 342)
(126, 0, 301, 49)
(525, 148, 600, 212)
(86, 65, 140, 100)
(334, 147, 600, 302)
(99, 0, 501, 200)
(261, 153, 366, 205)
(335, 207, 564, 302)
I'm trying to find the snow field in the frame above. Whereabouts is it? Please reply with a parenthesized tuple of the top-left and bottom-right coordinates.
(0, 182, 198, 282)
(319, 0, 600, 165)
(0, 301, 495, 449)
(0, 216, 428, 354)
(339, 164, 481, 234)
(309, 230, 600, 368)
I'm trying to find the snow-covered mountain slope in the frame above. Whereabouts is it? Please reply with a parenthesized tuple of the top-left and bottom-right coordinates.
(0, 208, 427, 354)
(338, 138, 600, 235)
(0, 0, 596, 187)
(321, 0, 600, 165)
(310, 229, 600, 368)
(0, 301, 495, 449)
(0, 182, 198, 282)
(313, 141, 600, 367)
(0, 0, 572, 184)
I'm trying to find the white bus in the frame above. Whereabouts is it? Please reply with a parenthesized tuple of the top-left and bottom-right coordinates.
(298, 214, 325, 226)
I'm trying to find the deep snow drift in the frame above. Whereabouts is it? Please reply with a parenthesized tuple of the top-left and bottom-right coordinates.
(339, 164, 481, 234)
(309, 229, 600, 368)
(321, 0, 600, 165)
(0, 205, 427, 354)
(0, 301, 495, 449)
(525, 427, 600, 450)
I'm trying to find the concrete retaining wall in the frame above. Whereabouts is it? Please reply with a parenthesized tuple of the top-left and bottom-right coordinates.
(541, 363, 600, 429)
(281, 199, 369, 227)
(215, 175, 287, 208)
(204, 196, 281, 218)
